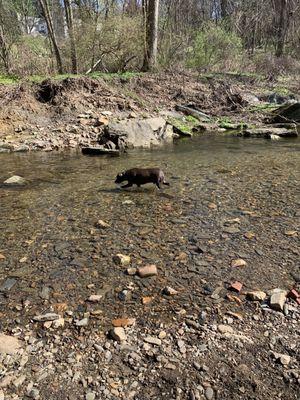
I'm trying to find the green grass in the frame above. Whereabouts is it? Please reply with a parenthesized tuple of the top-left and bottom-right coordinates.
(248, 103, 279, 113)
(0, 74, 20, 84)
(167, 116, 198, 136)
(0, 71, 141, 85)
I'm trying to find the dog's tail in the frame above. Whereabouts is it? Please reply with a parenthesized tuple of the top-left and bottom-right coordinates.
(163, 181, 170, 186)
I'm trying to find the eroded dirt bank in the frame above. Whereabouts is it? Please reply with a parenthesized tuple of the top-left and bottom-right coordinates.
(0, 72, 299, 152)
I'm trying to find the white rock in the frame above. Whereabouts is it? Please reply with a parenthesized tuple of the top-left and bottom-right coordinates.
(270, 291, 286, 311)
(88, 294, 102, 302)
(4, 175, 26, 185)
(231, 259, 247, 268)
(110, 327, 126, 342)
(33, 313, 60, 322)
(144, 336, 162, 346)
(0, 334, 22, 355)
(75, 318, 89, 327)
(0, 389, 4, 400)
(52, 318, 65, 328)
(246, 290, 267, 301)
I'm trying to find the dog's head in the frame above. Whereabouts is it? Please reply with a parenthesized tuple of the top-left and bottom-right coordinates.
(115, 171, 127, 184)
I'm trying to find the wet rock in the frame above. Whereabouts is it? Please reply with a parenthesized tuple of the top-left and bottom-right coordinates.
(0, 334, 23, 355)
(241, 126, 298, 139)
(205, 387, 214, 400)
(3, 175, 27, 185)
(110, 327, 126, 342)
(231, 259, 247, 268)
(33, 313, 60, 322)
(82, 146, 120, 156)
(138, 264, 158, 278)
(0, 278, 17, 291)
(113, 254, 131, 266)
(270, 290, 287, 311)
(246, 291, 267, 301)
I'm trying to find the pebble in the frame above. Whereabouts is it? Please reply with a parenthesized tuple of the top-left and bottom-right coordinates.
(112, 318, 136, 327)
(163, 286, 178, 295)
(33, 313, 60, 322)
(75, 318, 89, 327)
(270, 291, 286, 311)
(246, 290, 266, 301)
(110, 327, 126, 342)
(205, 387, 214, 400)
(52, 317, 65, 328)
(218, 324, 234, 334)
(158, 331, 167, 339)
(231, 259, 247, 267)
(88, 294, 103, 302)
(13, 374, 26, 388)
(86, 392, 96, 400)
(229, 281, 243, 292)
(113, 254, 131, 266)
(144, 336, 162, 346)
(28, 388, 40, 399)
(138, 264, 158, 278)
(127, 267, 137, 275)
(0, 389, 3, 400)
(0, 334, 22, 355)
(95, 219, 110, 228)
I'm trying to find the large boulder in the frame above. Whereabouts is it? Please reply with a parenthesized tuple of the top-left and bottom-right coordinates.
(100, 117, 175, 149)
(269, 102, 300, 123)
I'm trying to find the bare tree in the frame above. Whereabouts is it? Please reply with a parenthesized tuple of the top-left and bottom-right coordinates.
(38, 0, 63, 73)
(63, 0, 78, 73)
(272, 0, 290, 57)
(142, 0, 159, 71)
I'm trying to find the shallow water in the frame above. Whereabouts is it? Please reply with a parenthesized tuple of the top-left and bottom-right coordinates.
(0, 134, 299, 298)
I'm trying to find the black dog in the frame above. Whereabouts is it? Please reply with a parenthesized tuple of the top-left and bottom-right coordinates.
(115, 168, 170, 189)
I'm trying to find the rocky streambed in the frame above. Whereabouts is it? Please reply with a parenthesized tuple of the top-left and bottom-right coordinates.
(0, 134, 299, 400)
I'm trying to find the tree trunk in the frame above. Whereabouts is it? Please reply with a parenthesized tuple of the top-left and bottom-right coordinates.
(220, 0, 229, 19)
(0, 25, 10, 73)
(142, 0, 159, 71)
(273, 0, 289, 57)
(38, 0, 63, 74)
(63, 0, 78, 73)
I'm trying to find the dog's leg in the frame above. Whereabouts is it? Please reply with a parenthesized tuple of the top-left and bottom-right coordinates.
(121, 183, 133, 188)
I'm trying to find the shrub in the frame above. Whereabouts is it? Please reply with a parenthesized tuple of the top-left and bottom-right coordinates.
(187, 22, 243, 71)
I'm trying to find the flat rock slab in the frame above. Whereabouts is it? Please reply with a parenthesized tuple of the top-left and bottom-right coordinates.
(241, 127, 298, 139)
(82, 147, 120, 156)
(0, 334, 23, 355)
